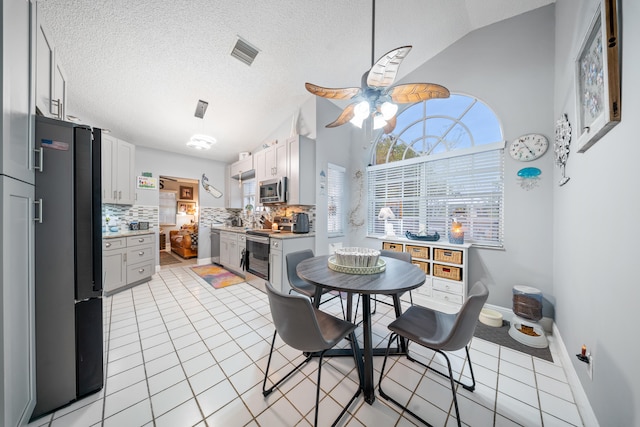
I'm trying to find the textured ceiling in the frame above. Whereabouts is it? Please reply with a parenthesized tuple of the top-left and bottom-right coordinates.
(38, 0, 553, 163)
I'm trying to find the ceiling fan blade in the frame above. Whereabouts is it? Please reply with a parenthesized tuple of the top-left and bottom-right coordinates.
(326, 103, 357, 128)
(366, 46, 412, 89)
(387, 83, 451, 103)
(305, 83, 360, 100)
(382, 115, 397, 134)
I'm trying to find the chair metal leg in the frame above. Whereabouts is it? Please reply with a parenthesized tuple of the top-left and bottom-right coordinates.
(262, 331, 312, 397)
(378, 334, 474, 427)
(264, 330, 362, 427)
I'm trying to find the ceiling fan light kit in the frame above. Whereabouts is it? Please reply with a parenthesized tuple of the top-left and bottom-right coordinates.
(305, 0, 450, 134)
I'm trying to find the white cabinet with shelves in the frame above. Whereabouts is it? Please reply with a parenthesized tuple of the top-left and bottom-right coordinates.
(269, 236, 315, 293)
(103, 233, 154, 295)
(381, 239, 471, 311)
(101, 133, 135, 205)
(286, 135, 315, 206)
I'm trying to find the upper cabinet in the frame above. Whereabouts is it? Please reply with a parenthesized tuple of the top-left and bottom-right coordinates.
(286, 135, 315, 206)
(255, 142, 286, 183)
(230, 155, 254, 180)
(1, 0, 34, 184)
(35, 7, 67, 120)
(101, 133, 135, 205)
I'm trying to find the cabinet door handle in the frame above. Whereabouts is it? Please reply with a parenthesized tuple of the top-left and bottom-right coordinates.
(51, 98, 63, 120)
(119, 191, 122, 199)
(138, 251, 144, 256)
(33, 199, 43, 223)
(105, 242, 111, 248)
(113, 190, 117, 199)
(34, 148, 43, 172)
(138, 238, 144, 242)
(138, 268, 145, 273)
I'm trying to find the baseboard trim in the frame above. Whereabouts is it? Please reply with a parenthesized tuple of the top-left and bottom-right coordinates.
(552, 323, 600, 427)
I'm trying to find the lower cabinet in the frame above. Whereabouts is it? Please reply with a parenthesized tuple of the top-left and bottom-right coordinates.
(270, 236, 315, 293)
(103, 232, 155, 295)
(381, 239, 471, 311)
(220, 231, 245, 275)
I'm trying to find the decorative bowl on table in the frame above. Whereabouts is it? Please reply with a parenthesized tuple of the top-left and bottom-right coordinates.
(328, 247, 385, 274)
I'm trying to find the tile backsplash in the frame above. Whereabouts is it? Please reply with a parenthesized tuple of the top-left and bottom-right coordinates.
(103, 204, 315, 231)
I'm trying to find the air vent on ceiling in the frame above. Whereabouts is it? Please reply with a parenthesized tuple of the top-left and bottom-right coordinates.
(194, 99, 208, 118)
(231, 37, 260, 66)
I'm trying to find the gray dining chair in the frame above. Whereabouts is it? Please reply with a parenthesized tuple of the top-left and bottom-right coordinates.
(353, 249, 413, 322)
(378, 281, 489, 427)
(286, 249, 345, 317)
(262, 282, 361, 427)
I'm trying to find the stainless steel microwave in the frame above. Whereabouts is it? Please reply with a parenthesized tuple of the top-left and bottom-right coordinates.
(259, 177, 287, 204)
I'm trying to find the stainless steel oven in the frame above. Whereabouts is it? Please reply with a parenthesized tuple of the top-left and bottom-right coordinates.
(245, 231, 270, 290)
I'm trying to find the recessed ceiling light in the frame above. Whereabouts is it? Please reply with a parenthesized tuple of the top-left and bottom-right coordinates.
(67, 115, 81, 122)
(187, 134, 216, 150)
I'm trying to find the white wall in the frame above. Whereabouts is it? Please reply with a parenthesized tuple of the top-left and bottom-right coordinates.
(554, 0, 640, 424)
(347, 5, 556, 310)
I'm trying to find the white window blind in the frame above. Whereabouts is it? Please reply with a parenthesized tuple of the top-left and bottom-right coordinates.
(368, 148, 504, 246)
(327, 163, 345, 236)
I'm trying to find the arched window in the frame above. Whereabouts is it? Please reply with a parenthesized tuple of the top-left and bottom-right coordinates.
(368, 94, 505, 247)
(373, 94, 503, 164)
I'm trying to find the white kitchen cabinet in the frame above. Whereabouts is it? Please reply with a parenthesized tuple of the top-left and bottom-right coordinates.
(35, 6, 67, 120)
(255, 142, 287, 183)
(286, 135, 315, 206)
(1, 0, 34, 185)
(220, 231, 245, 275)
(1, 177, 36, 427)
(1, 0, 37, 424)
(103, 238, 126, 292)
(270, 236, 315, 293)
(103, 233, 154, 295)
(101, 133, 135, 205)
(230, 155, 254, 180)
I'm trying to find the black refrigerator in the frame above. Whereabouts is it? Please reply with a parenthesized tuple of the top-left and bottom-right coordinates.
(32, 116, 104, 418)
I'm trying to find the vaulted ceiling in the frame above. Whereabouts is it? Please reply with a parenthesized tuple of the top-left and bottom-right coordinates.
(38, 0, 554, 163)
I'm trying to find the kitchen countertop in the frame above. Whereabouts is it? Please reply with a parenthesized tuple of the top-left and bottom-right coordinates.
(211, 225, 314, 239)
(102, 229, 155, 239)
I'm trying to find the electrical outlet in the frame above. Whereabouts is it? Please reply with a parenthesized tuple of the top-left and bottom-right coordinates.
(587, 353, 593, 380)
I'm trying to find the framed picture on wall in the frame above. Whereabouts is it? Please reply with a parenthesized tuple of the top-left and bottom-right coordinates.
(179, 185, 193, 200)
(177, 202, 196, 215)
(574, 0, 620, 153)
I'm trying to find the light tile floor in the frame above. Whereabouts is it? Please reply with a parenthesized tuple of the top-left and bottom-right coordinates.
(28, 266, 585, 427)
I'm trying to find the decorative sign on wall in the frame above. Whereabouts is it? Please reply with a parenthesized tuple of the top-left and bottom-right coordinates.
(574, 0, 621, 152)
(555, 114, 572, 186)
(517, 167, 542, 190)
(137, 176, 157, 189)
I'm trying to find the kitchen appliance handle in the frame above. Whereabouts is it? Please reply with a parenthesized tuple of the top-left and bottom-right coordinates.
(34, 148, 43, 172)
(246, 234, 270, 244)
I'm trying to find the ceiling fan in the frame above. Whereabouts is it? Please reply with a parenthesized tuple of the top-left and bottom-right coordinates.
(305, 0, 450, 134)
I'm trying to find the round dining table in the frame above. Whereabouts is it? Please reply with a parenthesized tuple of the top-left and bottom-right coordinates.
(296, 255, 426, 404)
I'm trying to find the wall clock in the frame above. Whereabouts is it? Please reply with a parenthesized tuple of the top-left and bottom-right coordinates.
(509, 134, 549, 161)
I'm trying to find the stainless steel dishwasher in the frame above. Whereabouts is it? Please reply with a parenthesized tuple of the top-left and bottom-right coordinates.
(210, 228, 220, 264)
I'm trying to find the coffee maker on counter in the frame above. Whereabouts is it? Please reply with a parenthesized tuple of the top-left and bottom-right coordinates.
(292, 213, 310, 233)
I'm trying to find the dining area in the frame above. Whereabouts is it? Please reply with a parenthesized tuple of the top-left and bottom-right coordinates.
(260, 247, 489, 427)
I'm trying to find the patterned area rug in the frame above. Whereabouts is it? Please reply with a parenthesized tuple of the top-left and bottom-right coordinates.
(474, 320, 553, 362)
(191, 265, 245, 289)
(159, 251, 181, 266)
